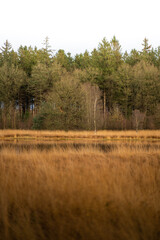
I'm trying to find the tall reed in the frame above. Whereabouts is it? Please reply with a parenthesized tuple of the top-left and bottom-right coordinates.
(0, 146, 160, 240)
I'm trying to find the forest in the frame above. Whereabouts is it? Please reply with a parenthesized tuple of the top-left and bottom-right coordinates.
(0, 37, 160, 130)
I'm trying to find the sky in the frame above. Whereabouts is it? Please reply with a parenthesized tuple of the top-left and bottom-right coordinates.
(0, 0, 160, 55)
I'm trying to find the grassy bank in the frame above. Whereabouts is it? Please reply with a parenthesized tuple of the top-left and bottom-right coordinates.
(0, 129, 160, 141)
(0, 145, 160, 240)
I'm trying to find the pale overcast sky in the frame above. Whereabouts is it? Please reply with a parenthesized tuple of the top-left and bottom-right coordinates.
(0, 0, 160, 55)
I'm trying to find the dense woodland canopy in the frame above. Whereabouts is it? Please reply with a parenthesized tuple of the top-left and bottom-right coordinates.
(0, 37, 160, 130)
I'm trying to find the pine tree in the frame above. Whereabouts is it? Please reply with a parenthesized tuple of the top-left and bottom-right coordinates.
(142, 38, 151, 53)
(0, 40, 12, 64)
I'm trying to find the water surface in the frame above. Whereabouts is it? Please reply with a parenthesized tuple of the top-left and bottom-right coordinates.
(0, 139, 160, 152)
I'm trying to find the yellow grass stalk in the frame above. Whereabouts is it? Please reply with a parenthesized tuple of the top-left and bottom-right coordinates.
(0, 146, 160, 240)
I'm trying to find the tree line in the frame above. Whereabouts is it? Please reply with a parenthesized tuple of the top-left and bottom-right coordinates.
(0, 37, 160, 130)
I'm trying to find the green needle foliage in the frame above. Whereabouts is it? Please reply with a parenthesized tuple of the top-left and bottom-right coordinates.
(0, 37, 160, 129)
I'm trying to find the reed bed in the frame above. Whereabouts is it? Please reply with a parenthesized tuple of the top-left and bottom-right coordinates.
(0, 145, 160, 240)
(0, 129, 160, 140)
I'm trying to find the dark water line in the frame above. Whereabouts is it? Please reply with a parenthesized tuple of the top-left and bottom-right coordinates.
(0, 142, 160, 152)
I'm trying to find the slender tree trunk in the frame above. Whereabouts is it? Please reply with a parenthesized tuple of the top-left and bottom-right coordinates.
(135, 117, 139, 133)
(125, 95, 128, 130)
(103, 90, 106, 128)
(94, 96, 98, 134)
(2, 109, 6, 129)
(13, 108, 16, 129)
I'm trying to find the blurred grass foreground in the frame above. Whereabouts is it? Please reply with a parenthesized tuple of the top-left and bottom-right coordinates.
(0, 130, 160, 240)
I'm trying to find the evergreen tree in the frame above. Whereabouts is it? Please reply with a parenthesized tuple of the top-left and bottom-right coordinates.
(0, 40, 12, 65)
(114, 63, 132, 118)
(131, 60, 160, 114)
(54, 49, 74, 71)
(0, 63, 26, 128)
(140, 38, 152, 62)
(33, 74, 86, 130)
(142, 38, 151, 54)
(41, 36, 53, 66)
(125, 49, 140, 66)
(110, 36, 122, 70)
(74, 51, 91, 69)
(91, 37, 121, 126)
(18, 45, 38, 76)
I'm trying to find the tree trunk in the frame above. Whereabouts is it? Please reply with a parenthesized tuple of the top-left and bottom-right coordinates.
(103, 90, 106, 128)
(3, 109, 6, 129)
(94, 96, 98, 134)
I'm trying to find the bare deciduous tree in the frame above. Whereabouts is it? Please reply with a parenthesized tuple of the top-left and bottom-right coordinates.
(132, 110, 146, 132)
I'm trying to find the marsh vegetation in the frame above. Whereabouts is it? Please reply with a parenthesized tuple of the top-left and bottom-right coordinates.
(0, 130, 160, 240)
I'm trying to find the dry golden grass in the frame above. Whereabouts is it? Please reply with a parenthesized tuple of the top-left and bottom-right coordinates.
(0, 145, 160, 240)
(0, 129, 160, 140)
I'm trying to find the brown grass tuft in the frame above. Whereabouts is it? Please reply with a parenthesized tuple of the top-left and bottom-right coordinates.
(0, 144, 160, 240)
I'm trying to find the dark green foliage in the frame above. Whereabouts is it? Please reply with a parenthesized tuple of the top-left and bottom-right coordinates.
(0, 40, 12, 64)
(74, 51, 91, 69)
(114, 63, 132, 117)
(33, 75, 86, 130)
(54, 50, 74, 72)
(18, 46, 38, 76)
(154, 105, 160, 129)
(125, 49, 141, 66)
(0, 37, 160, 129)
